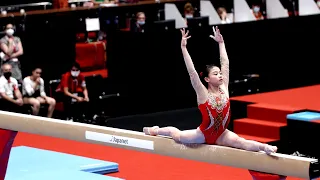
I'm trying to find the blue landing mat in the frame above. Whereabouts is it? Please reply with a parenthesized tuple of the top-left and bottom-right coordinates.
(7, 170, 123, 180)
(5, 146, 122, 180)
(287, 111, 320, 122)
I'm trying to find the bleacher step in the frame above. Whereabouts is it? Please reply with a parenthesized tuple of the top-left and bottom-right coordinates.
(247, 103, 301, 123)
(237, 133, 279, 143)
(234, 118, 286, 139)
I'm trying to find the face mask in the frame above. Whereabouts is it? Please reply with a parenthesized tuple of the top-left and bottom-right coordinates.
(317, 1, 320, 6)
(185, 14, 193, 19)
(137, 21, 145, 25)
(3, 72, 11, 79)
(6, 29, 14, 36)
(253, 7, 260, 13)
(71, 70, 80, 77)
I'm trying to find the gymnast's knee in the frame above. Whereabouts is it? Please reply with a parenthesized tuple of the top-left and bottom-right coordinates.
(166, 126, 180, 131)
(233, 137, 246, 149)
(172, 133, 181, 142)
(167, 127, 181, 141)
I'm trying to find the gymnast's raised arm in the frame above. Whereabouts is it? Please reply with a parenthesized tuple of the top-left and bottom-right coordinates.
(210, 26, 230, 93)
(180, 28, 207, 104)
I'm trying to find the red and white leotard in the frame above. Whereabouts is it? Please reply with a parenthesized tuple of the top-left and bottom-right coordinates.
(198, 88, 231, 144)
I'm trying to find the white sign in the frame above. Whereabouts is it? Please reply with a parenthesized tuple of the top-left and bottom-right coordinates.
(85, 131, 154, 150)
(85, 18, 100, 32)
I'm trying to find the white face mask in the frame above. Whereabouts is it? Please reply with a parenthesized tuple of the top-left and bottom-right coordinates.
(6, 29, 14, 36)
(317, 1, 320, 6)
(71, 70, 80, 77)
(253, 7, 260, 13)
(137, 20, 145, 25)
(185, 14, 193, 19)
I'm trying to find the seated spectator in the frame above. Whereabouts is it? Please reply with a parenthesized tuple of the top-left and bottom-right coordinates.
(252, 5, 264, 20)
(217, 7, 232, 24)
(184, 3, 195, 19)
(60, 62, 90, 121)
(83, 1, 94, 7)
(0, 64, 23, 113)
(0, 23, 24, 82)
(130, 12, 146, 33)
(22, 67, 56, 118)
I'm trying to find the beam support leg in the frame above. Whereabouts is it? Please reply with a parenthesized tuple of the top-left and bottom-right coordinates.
(0, 129, 17, 180)
(249, 170, 287, 180)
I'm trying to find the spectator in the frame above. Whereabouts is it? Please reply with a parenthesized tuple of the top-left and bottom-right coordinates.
(184, 3, 195, 19)
(60, 62, 89, 121)
(0, 64, 23, 113)
(252, 5, 264, 20)
(131, 12, 146, 33)
(217, 7, 232, 24)
(0, 23, 24, 82)
(22, 67, 56, 118)
(83, 1, 94, 7)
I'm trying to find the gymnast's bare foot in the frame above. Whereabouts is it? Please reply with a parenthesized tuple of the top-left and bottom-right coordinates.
(262, 144, 278, 154)
(143, 126, 159, 136)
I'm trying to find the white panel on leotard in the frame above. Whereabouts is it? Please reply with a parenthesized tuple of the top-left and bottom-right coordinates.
(233, 0, 256, 23)
(200, 0, 222, 25)
(164, 3, 187, 29)
(222, 107, 230, 128)
(266, 0, 289, 19)
(299, 0, 320, 16)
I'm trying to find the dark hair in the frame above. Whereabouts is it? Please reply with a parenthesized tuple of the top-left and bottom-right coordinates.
(31, 66, 42, 72)
(4, 23, 15, 30)
(217, 7, 227, 15)
(71, 62, 81, 70)
(199, 64, 219, 78)
(184, 3, 194, 14)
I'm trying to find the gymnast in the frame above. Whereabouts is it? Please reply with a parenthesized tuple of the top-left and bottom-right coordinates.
(143, 27, 277, 154)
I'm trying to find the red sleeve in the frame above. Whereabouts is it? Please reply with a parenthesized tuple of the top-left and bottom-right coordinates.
(13, 84, 17, 91)
(78, 74, 86, 85)
(80, 74, 85, 82)
(11, 78, 18, 91)
(61, 73, 69, 89)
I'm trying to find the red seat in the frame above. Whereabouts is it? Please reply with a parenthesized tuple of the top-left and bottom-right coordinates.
(76, 32, 97, 42)
(75, 41, 108, 78)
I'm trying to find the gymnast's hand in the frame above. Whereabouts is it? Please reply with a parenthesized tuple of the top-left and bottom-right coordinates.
(210, 26, 224, 43)
(180, 28, 191, 47)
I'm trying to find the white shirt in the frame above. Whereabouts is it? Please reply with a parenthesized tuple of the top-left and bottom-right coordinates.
(0, 76, 18, 99)
(221, 18, 232, 24)
(22, 77, 46, 97)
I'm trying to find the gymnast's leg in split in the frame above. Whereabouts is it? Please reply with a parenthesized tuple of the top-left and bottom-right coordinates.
(144, 126, 206, 144)
(144, 126, 277, 154)
(215, 129, 277, 154)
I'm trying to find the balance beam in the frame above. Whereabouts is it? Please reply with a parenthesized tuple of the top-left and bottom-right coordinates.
(0, 110, 319, 179)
